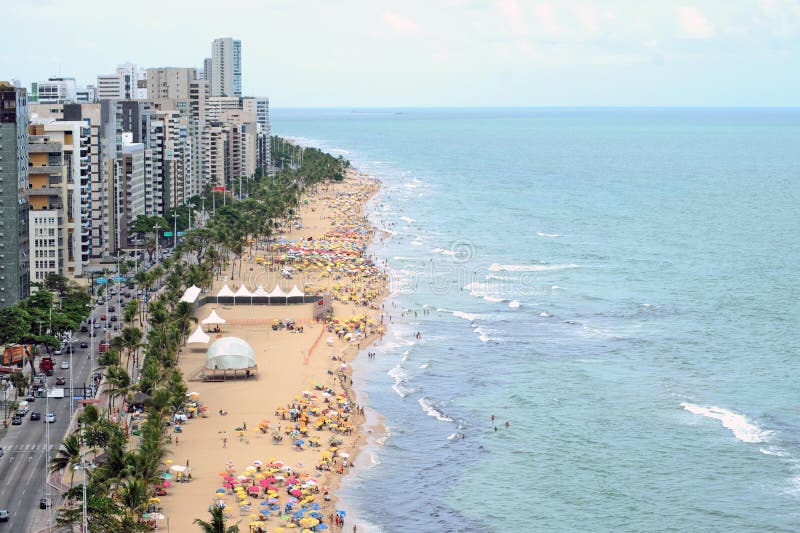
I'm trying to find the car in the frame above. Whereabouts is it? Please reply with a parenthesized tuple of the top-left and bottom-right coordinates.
(53, 348, 62, 355)
(0, 509, 8, 522)
(25, 394, 35, 402)
(94, 322, 101, 329)
(80, 325, 88, 332)
(11, 415, 22, 425)
(109, 305, 116, 312)
(100, 314, 107, 321)
(39, 497, 51, 509)
(0, 447, 3, 457)
(80, 341, 89, 348)
(45, 413, 56, 423)
(110, 315, 118, 322)
(55, 376, 66, 385)
(60, 361, 70, 369)
(97, 298, 104, 305)
(30, 411, 41, 421)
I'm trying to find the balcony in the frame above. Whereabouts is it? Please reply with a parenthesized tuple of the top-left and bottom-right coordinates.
(28, 164, 62, 175)
(27, 186, 62, 197)
(29, 142, 61, 153)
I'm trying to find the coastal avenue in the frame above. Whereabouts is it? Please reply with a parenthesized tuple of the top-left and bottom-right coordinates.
(0, 293, 118, 532)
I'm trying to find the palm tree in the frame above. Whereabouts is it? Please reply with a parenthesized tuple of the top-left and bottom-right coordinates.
(117, 477, 150, 517)
(120, 327, 143, 372)
(104, 365, 131, 416)
(193, 505, 240, 533)
(172, 301, 197, 345)
(9, 371, 27, 402)
(50, 433, 83, 486)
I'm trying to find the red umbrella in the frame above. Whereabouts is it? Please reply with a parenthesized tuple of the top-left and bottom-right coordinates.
(290, 489, 302, 497)
(248, 486, 260, 494)
(259, 479, 269, 488)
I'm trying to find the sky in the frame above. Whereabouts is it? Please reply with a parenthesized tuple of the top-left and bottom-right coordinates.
(2, 0, 799, 107)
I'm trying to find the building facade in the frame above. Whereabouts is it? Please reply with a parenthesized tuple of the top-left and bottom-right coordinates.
(0, 84, 30, 307)
(211, 38, 242, 97)
(146, 67, 197, 101)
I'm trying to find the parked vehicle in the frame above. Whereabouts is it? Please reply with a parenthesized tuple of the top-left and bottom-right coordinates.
(11, 415, 22, 425)
(60, 361, 69, 370)
(0, 509, 9, 521)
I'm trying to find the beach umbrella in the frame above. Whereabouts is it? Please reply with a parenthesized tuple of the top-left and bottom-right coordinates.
(316, 525, 329, 530)
(216, 488, 226, 494)
(160, 473, 173, 479)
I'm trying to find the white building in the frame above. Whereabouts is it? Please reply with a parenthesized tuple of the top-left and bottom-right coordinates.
(211, 37, 241, 97)
(32, 77, 77, 104)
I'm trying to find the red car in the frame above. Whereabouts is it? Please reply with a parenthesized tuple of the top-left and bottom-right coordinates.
(98, 342, 110, 353)
(100, 314, 107, 321)
(55, 376, 66, 385)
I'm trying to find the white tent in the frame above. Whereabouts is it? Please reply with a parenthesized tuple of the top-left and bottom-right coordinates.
(234, 285, 252, 297)
(216, 284, 235, 297)
(253, 285, 269, 297)
(205, 337, 256, 370)
(186, 324, 211, 344)
(268, 285, 287, 298)
(180, 285, 202, 303)
(287, 285, 305, 298)
(201, 309, 226, 325)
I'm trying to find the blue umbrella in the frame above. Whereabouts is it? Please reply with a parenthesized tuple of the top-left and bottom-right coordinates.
(337, 510, 346, 517)
(310, 503, 322, 510)
(293, 510, 305, 519)
(310, 512, 323, 519)
(316, 525, 329, 530)
(295, 440, 305, 446)
(260, 501, 270, 507)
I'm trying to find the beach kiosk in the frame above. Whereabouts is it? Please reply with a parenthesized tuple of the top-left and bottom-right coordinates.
(203, 337, 257, 381)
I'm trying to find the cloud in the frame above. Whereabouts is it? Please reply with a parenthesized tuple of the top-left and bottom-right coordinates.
(382, 12, 421, 35)
(677, 5, 714, 39)
(534, 2, 563, 35)
(498, 0, 528, 35)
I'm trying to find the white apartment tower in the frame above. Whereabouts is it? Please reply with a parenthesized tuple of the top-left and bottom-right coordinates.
(211, 38, 241, 97)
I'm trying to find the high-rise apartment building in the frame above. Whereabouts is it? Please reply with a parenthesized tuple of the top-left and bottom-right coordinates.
(0, 83, 30, 307)
(254, 97, 271, 170)
(27, 120, 92, 282)
(201, 58, 212, 83)
(146, 67, 197, 101)
(97, 63, 146, 100)
(211, 38, 242, 97)
(30, 77, 78, 104)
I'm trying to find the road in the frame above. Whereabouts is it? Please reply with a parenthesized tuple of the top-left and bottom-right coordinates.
(0, 285, 130, 532)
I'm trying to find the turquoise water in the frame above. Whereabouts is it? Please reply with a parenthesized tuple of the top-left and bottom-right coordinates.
(273, 108, 800, 532)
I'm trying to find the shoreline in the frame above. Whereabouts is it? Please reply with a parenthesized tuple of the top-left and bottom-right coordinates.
(159, 170, 387, 532)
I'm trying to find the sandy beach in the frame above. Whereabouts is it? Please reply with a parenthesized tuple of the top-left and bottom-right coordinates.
(157, 173, 384, 532)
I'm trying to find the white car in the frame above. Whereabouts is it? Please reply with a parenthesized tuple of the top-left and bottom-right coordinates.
(60, 361, 70, 369)
(53, 348, 63, 355)
(45, 413, 56, 423)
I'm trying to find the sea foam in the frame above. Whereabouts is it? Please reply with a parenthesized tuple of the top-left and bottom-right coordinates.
(418, 397, 453, 422)
(489, 263, 579, 272)
(681, 402, 771, 443)
(537, 232, 561, 238)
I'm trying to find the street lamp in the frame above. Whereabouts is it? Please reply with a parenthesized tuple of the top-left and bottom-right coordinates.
(153, 224, 162, 264)
(172, 212, 178, 249)
(68, 331, 74, 421)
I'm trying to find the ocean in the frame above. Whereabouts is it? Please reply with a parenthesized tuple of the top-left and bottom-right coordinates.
(272, 108, 800, 532)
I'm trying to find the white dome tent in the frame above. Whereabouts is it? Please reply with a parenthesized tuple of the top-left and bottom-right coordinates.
(203, 337, 258, 380)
